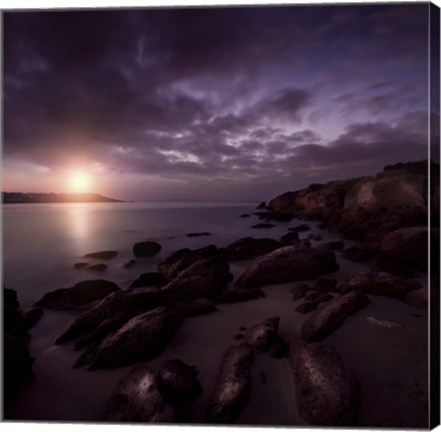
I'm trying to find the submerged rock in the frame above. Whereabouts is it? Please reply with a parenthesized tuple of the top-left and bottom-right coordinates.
(186, 232, 210, 237)
(301, 291, 370, 342)
(133, 241, 161, 257)
(339, 272, 419, 299)
(36, 279, 120, 311)
(102, 365, 175, 422)
(89, 306, 183, 370)
(205, 345, 254, 423)
(88, 264, 107, 271)
(84, 250, 118, 259)
(226, 237, 281, 261)
(74, 262, 89, 269)
(236, 246, 338, 289)
(251, 223, 275, 229)
(157, 359, 203, 407)
(289, 339, 360, 426)
(244, 317, 280, 352)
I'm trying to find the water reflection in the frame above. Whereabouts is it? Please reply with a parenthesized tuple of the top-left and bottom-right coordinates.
(66, 203, 91, 255)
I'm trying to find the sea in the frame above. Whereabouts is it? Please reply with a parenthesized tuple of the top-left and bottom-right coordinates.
(1, 201, 429, 426)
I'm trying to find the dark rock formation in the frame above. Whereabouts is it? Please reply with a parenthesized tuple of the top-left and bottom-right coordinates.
(236, 246, 338, 289)
(205, 345, 254, 423)
(251, 223, 275, 229)
(288, 224, 311, 232)
(123, 259, 136, 268)
(371, 254, 415, 277)
(320, 240, 345, 250)
(88, 264, 108, 271)
(312, 278, 337, 292)
(301, 291, 370, 342)
(339, 272, 420, 299)
(289, 339, 360, 426)
(89, 306, 183, 370)
(157, 359, 203, 407)
(304, 292, 333, 303)
(307, 233, 323, 241)
(214, 288, 265, 304)
(133, 241, 162, 257)
(341, 246, 375, 262)
(290, 284, 308, 300)
(186, 232, 210, 237)
(84, 250, 118, 259)
(130, 272, 168, 289)
(176, 255, 232, 284)
(268, 337, 289, 359)
(240, 214, 251, 218)
(295, 301, 320, 313)
(226, 237, 281, 261)
(253, 211, 294, 221)
(180, 298, 217, 317)
(74, 262, 89, 269)
(23, 307, 44, 329)
(162, 276, 223, 303)
(405, 287, 437, 308)
(102, 365, 175, 422)
(257, 202, 267, 209)
(36, 279, 120, 310)
(280, 232, 300, 244)
(244, 317, 279, 352)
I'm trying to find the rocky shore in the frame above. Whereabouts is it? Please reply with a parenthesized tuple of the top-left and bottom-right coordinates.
(4, 161, 437, 427)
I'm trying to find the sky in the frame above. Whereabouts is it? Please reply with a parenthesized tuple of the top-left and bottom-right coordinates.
(2, 3, 438, 201)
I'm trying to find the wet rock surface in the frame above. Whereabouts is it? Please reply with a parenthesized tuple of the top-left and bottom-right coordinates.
(301, 291, 370, 342)
(290, 284, 308, 300)
(289, 339, 360, 426)
(36, 279, 120, 310)
(214, 288, 265, 304)
(84, 250, 118, 259)
(205, 345, 254, 424)
(243, 317, 279, 352)
(130, 272, 168, 289)
(226, 237, 281, 261)
(236, 246, 338, 289)
(133, 241, 162, 257)
(102, 365, 175, 422)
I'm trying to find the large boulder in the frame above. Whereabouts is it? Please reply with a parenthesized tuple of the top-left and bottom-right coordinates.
(36, 279, 120, 310)
(289, 339, 360, 426)
(405, 287, 437, 308)
(88, 306, 183, 370)
(381, 227, 429, 264)
(133, 241, 161, 257)
(301, 291, 369, 342)
(102, 365, 175, 422)
(130, 272, 168, 289)
(339, 272, 420, 299)
(235, 246, 338, 289)
(161, 276, 224, 303)
(176, 256, 232, 284)
(205, 345, 254, 423)
(226, 237, 281, 261)
(158, 245, 221, 279)
(243, 317, 280, 352)
(55, 289, 164, 344)
(157, 359, 203, 407)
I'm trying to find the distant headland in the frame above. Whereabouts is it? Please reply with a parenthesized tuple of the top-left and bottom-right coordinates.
(2, 192, 124, 204)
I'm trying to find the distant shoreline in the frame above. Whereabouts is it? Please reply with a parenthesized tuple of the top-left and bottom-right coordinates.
(2, 192, 124, 204)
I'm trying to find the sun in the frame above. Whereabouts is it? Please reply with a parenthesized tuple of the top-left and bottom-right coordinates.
(67, 170, 92, 193)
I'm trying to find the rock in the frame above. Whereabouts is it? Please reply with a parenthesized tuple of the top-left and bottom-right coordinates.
(55, 289, 165, 344)
(130, 272, 168, 289)
(253, 211, 294, 221)
(301, 291, 370, 342)
(133, 241, 161, 257)
(371, 254, 415, 277)
(234, 334, 244, 340)
(205, 345, 254, 423)
(3, 333, 34, 405)
(23, 307, 44, 329)
(307, 233, 323, 241)
(251, 223, 274, 229)
(290, 284, 308, 300)
(180, 298, 217, 317)
(280, 232, 299, 244)
(88, 264, 107, 271)
(236, 246, 338, 289)
(268, 337, 289, 359)
(74, 262, 89, 269)
(304, 292, 333, 303)
(381, 226, 429, 264)
(244, 317, 279, 352)
(312, 278, 337, 292)
(288, 224, 311, 232)
(295, 301, 320, 313)
(89, 306, 183, 370)
(240, 214, 250, 218)
(289, 339, 360, 426)
(157, 359, 203, 407)
(341, 246, 374, 262)
(257, 202, 267, 209)
(4, 290, 27, 340)
(214, 288, 265, 304)
(405, 288, 437, 308)
(339, 272, 420, 299)
(162, 276, 224, 303)
(186, 232, 210, 237)
(226, 237, 281, 261)
(176, 256, 232, 284)
(158, 245, 221, 279)
(320, 240, 345, 250)
(84, 250, 118, 259)
(123, 259, 136, 268)
(36, 279, 119, 311)
(102, 365, 175, 422)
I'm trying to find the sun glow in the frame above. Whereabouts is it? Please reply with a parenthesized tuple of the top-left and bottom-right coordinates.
(67, 170, 93, 193)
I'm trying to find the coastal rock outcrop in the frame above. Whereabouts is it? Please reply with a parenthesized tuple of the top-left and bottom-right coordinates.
(339, 272, 420, 299)
(289, 339, 360, 426)
(102, 365, 175, 422)
(36, 279, 120, 310)
(226, 237, 281, 261)
(301, 291, 369, 342)
(235, 246, 338, 289)
(243, 317, 280, 352)
(161, 276, 224, 303)
(130, 272, 168, 289)
(89, 306, 183, 370)
(205, 345, 254, 423)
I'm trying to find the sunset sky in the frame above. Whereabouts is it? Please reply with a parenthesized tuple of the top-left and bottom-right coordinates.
(2, 3, 437, 201)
